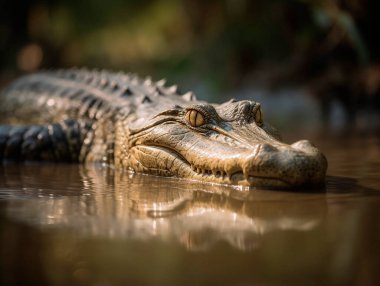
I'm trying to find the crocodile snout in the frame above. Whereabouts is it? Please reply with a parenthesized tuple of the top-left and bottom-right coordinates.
(243, 140, 328, 187)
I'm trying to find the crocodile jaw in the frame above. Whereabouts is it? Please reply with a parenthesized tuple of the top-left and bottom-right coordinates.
(126, 142, 327, 188)
(122, 118, 327, 188)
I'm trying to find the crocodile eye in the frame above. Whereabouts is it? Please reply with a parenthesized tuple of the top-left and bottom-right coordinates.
(185, 109, 205, 127)
(255, 107, 263, 126)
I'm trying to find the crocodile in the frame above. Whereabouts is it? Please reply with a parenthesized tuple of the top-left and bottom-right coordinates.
(0, 69, 327, 188)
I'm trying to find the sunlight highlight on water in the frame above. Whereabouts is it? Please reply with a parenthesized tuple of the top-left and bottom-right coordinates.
(0, 135, 380, 286)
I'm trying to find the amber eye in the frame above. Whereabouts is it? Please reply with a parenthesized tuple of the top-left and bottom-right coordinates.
(255, 107, 263, 126)
(185, 109, 205, 127)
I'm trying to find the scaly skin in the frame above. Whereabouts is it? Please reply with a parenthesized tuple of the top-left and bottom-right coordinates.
(0, 69, 327, 188)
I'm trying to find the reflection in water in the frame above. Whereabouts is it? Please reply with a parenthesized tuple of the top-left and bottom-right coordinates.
(1, 164, 326, 251)
(1, 136, 380, 286)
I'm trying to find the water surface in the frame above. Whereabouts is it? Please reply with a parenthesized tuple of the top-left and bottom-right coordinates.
(0, 135, 380, 286)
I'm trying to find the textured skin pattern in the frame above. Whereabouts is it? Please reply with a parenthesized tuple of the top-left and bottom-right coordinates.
(0, 69, 328, 188)
(0, 119, 89, 162)
(0, 69, 193, 163)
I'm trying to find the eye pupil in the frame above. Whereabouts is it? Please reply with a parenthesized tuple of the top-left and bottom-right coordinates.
(195, 112, 204, 126)
(186, 109, 205, 127)
(255, 107, 263, 126)
(190, 110, 197, 124)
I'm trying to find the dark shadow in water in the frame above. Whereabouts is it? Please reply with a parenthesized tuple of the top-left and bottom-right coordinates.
(1, 164, 380, 286)
(326, 175, 380, 194)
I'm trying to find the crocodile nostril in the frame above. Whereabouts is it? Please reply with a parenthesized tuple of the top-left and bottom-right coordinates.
(259, 143, 278, 153)
(291, 140, 315, 151)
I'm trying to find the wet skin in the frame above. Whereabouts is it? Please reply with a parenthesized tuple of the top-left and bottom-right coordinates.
(0, 69, 327, 188)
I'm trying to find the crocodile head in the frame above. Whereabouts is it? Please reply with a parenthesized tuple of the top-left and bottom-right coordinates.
(122, 99, 327, 188)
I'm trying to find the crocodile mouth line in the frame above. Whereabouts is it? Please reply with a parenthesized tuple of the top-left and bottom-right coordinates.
(142, 145, 290, 187)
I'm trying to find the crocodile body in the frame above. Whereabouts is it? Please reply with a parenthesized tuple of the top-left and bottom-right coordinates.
(0, 69, 327, 188)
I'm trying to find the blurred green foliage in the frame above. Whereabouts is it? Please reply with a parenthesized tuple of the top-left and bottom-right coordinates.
(0, 0, 379, 97)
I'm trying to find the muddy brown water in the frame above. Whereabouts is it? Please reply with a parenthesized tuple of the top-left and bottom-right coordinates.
(0, 134, 380, 286)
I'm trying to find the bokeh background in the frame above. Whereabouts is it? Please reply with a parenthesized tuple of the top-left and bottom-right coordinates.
(1, 0, 380, 134)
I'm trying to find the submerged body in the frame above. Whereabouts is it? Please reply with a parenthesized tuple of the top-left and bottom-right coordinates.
(0, 69, 327, 188)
